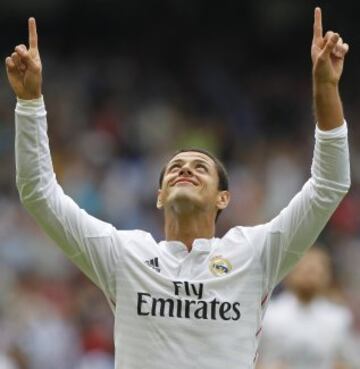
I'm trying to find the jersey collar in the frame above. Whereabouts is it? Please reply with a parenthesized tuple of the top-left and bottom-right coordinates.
(159, 238, 217, 257)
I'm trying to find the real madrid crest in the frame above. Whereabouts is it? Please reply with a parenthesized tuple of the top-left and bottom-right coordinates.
(209, 255, 232, 277)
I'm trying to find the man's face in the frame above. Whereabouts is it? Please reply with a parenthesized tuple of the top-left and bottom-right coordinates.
(285, 249, 332, 296)
(157, 151, 230, 217)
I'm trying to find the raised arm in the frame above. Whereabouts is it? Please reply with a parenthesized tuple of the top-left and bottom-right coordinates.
(6, 19, 124, 309)
(250, 8, 351, 289)
(311, 7, 349, 130)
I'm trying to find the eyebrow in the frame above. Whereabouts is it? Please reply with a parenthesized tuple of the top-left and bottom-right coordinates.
(167, 158, 211, 169)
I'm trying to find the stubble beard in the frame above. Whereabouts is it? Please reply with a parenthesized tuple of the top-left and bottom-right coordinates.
(167, 187, 205, 216)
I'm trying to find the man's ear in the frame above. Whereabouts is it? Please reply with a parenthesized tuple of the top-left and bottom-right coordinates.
(157, 189, 163, 209)
(216, 190, 230, 210)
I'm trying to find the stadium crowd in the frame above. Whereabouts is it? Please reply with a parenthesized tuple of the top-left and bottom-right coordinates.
(0, 1, 360, 368)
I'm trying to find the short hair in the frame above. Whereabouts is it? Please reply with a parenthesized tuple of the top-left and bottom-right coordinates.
(158, 148, 229, 221)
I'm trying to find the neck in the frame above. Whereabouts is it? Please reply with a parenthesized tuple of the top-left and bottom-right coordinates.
(293, 289, 316, 305)
(164, 207, 216, 251)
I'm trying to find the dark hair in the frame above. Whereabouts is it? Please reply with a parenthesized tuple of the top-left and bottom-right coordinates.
(158, 148, 229, 221)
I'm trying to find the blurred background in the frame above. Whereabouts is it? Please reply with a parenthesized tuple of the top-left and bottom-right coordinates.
(0, 0, 360, 368)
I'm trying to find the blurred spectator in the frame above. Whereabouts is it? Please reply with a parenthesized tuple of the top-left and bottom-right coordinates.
(258, 247, 358, 369)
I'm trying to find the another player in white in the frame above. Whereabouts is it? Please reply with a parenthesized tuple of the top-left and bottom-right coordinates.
(6, 8, 350, 369)
(258, 248, 355, 369)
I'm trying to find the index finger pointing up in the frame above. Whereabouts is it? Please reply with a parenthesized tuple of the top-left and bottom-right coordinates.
(28, 17, 38, 49)
(313, 7, 323, 42)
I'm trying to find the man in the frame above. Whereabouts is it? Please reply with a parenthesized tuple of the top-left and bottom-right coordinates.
(258, 247, 355, 369)
(6, 7, 350, 369)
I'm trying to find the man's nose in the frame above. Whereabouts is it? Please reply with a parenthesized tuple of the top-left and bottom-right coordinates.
(179, 165, 193, 176)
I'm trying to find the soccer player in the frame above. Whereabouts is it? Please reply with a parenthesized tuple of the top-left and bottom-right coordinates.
(6, 7, 350, 369)
(258, 247, 355, 369)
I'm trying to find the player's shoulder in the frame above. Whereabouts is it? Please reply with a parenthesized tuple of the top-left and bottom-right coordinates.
(111, 229, 159, 257)
(222, 224, 269, 245)
(115, 229, 155, 243)
(316, 298, 353, 325)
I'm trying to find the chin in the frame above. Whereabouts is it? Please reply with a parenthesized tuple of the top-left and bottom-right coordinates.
(167, 188, 203, 212)
(170, 185, 198, 198)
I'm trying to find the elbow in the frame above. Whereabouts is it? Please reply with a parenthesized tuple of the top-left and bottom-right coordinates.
(16, 177, 27, 204)
(16, 174, 58, 209)
(344, 179, 351, 193)
(341, 171, 351, 194)
(16, 176, 46, 207)
(16, 180, 36, 207)
(310, 178, 351, 210)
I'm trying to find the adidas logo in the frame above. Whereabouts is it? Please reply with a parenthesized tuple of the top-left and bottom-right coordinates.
(144, 257, 161, 273)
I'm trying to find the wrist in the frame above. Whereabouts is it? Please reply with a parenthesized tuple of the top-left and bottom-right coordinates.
(313, 82, 343, 131)
(17, 95, 43, 104)
(313, 80, 339, 95)
(16, 92, 42, 100)
(16, 95, 45, 114)
(312, 70, 340, 87)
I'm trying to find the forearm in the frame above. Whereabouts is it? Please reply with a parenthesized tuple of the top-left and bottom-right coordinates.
(265, 119, 350, 286)
(15, 96, 55, 202)
(14, 95, 119, 295)
(312, 121, 350, 193)
(313, 81, 344, 130)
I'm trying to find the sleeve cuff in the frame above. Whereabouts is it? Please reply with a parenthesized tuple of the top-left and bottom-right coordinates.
(315, 121, 347, 140)
(17, 95, 44, 107)
(16, 95, 46, 116)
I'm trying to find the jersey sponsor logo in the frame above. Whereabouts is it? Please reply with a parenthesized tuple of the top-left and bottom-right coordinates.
(209, 255, 232, 276)
(137, 281, 241, 321)
(144, 257, 160, 273)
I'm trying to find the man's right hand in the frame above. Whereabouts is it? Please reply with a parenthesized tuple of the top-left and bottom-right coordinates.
(5, 17, 42, 100)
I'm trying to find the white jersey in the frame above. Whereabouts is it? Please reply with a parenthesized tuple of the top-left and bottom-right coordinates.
(258, 292, 353, 369)
(15, 97, 350, 369)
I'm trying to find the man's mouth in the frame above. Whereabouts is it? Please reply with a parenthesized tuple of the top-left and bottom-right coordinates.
(172, 178, 198, 186)
(176, 181, 194, 185)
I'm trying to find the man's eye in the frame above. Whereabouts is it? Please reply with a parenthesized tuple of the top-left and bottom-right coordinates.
(196, 164, 208, 171)
(169, 164, 180, 171)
